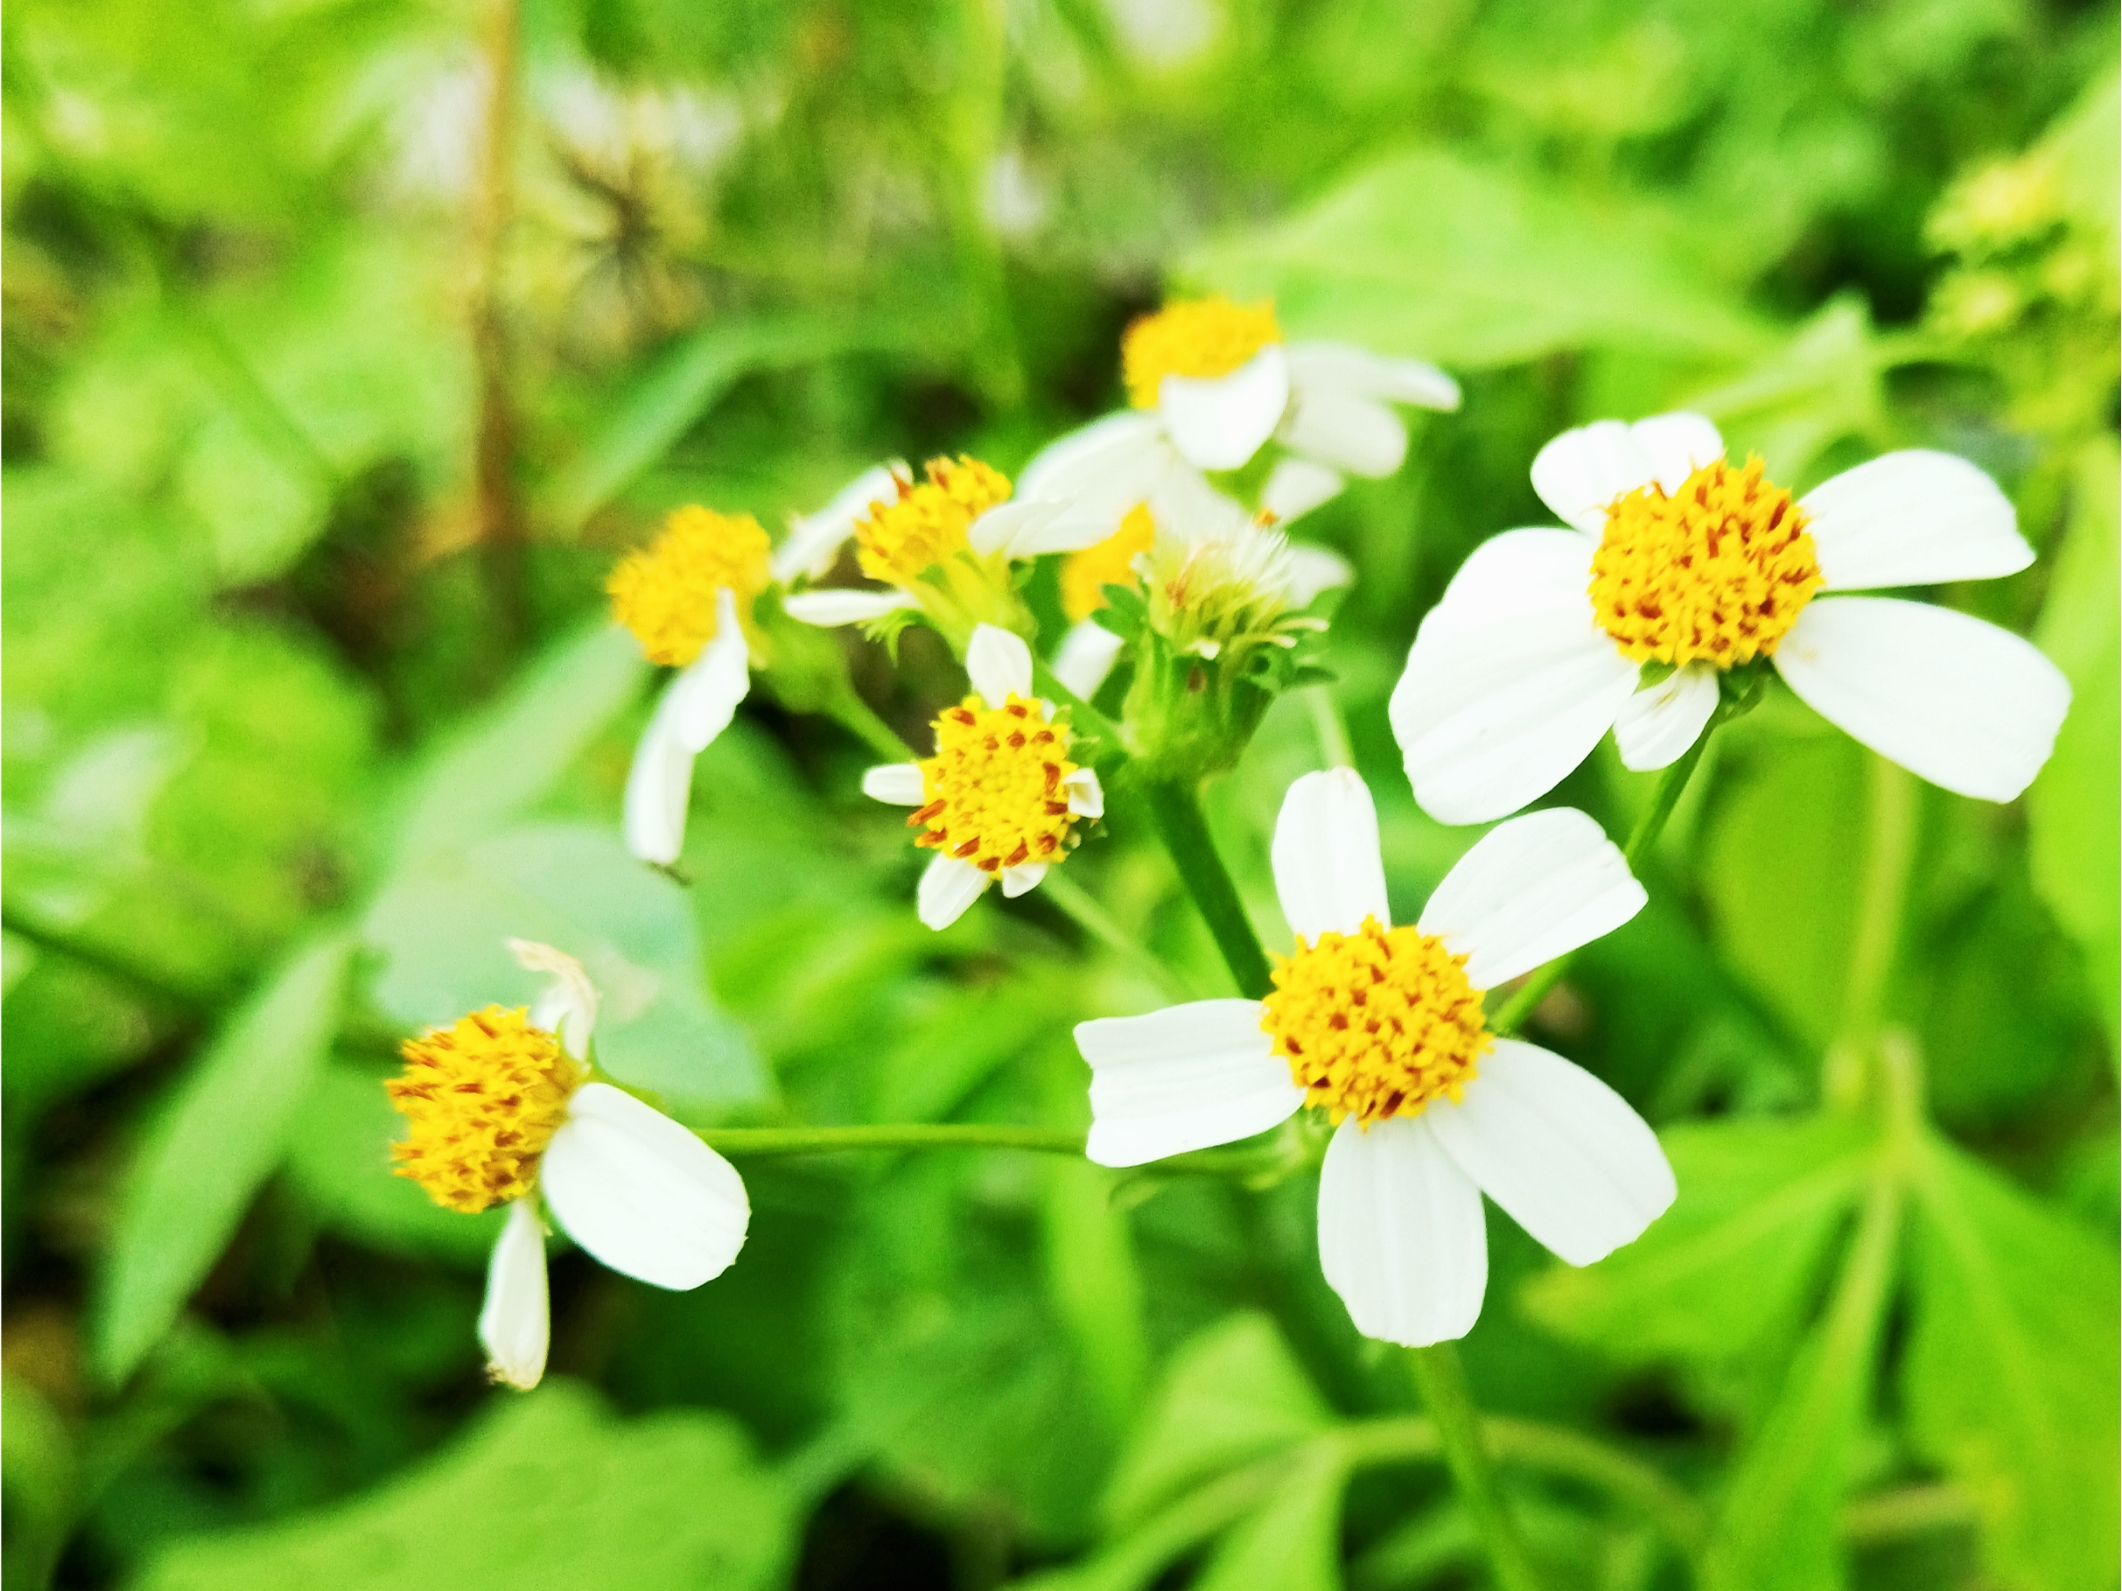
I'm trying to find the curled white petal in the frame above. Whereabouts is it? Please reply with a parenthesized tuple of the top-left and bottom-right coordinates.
(622, 687, 700, 866)
(969, 497, 1067, 558)
(1317, 1115, 1487, 1347)
(1052, 619, 1127, 700)
(1001, 861, 1048, 898)
(1282, 392, 1409, 477)
(1801, 451, 2031, 590)
(1064, 766, 1104, 818)
(1613, 662, 1720, 772)
(478, 1198, 550, 1390)
(508, 938, 600, 1058)
(1077, 999, 1302, 1167)
(666, 590, 751, 751)
(862, 763, 926, 805)
(917, 852, 991, 930)
(1272, 769, 1392, 940)
(771, 461, 905, 582)
(783, 588, 919, 626)
(1417, 808, 1645, 989)
(966, 623, 1035, 705)
(1261, 457, 1345, 523)
(1287, 342, 1460, 410)
(1160, 346, 1291, 471)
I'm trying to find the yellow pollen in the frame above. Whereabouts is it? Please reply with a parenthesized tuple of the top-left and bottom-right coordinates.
(386, 1006, 583, 1215)
(909, 695, 1081, 875)
(855, 455, 1012, 587)
(1262, 919, 1489, 1126)
(1588, 455, 1823, 668)
(608, 506, 771, 667)
(1061, 504, 1156, 622)
(1122, 296, 1283, 409)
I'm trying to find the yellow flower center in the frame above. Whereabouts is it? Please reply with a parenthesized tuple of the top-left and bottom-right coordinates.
(386, 1006, 583, 1214)
(909, 696, 1081, 874)
(1061, 504, 1157, 622)
(608, 506, 771, 667)
(1122, 296, 1283, 409)
(856, 456, 1012, 587)
(1588, 455, 1823, 668)
(1261, 919, 1489, 1126)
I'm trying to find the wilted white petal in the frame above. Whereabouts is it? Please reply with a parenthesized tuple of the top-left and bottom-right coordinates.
(771, 461, 906, 582)
(508, 938, 600, 1058)
(1628, 412, 1724, 495)
(1426, 1040, 1674, 1266)
(540, 1083, 750, 1290)
(1052, 619, 1127, 699)
(1064, 766, 1104, 818)
(1317, 1115, 1487, 1347)
(665, 590, 750, 751)
(1613, 662, 1720, 772)
(1272, 769, 1392, 940)
(783, 588, 919, 626)
(478, 1198, 550, 1390)
(622, 686, 699, 866)
(1261, 457, 1346, 523)
(1529, 419, 1662, 535)
(862, 764, 927, 805)
(1417, 808, 1645, 988)
(1160, 347, 1291, 471)
(917, 852, 991, 929)
(1282, 392, 1409, 477)
(1001, 861, 1048, 898)
(1801, 451, 2032, 590)
(1078, 999, 1302, 1167)
(967, 623, 1035, 704)
(1287, 343, 1460, 410)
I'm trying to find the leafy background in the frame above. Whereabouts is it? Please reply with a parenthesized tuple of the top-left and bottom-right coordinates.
(3, 0, 2116, 1587)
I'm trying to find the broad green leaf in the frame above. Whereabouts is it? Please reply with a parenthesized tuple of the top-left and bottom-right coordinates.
(131, 1380, 794, 1591)
(1520, 1115, 1874, 1367)
(1182, 149, 1770, 369)
(1191, 1446, 1346, 1591)
(2, 1373, 76, 1590)
(1903, 1137, 2120, 1591)
(1684, 297, 1890, 481)
(91, 930, 356, 1384)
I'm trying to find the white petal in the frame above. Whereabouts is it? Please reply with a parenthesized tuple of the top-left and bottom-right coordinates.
(966, 623, 1035, 704)
(622, 687, 699, 866)
(1390, 600, 1638, 826)
(1281, 392, 1408, 477)
(1001, 861, 1048, 897)
(1052, 619, 1127, 700)
(1529, 419, 1661, 534)
(969, 496, 1066, 557)
(508, 939, 600, 1058)
(1286, 543, 1354, 606)
(1077, 999, 1302, 1167)
(1417, 808, 1645, 988)
(771, 461, 905, 582)
(1317, 1116, 1487, 1347)
(1064, 766, 1104, 818)
(1801, 451, 2032, 590)
(782, 588, 919, 626)
(917, 852, 991, 929)
(665, 590, 751, 751)
(1613, 662, 1720, 772)
(1271, 768, 1392, 940)
(1287, 342, 1460, 410)
(1261, 457, 1345, 523)
(1627, 412, 1724, 495)
(1160, 346, 1291, 471)
(1019, 410, 1170, 503)
(478, 1198, 550, 1390)
(540, 1083, 750, 1290)
(1773, 597, 2070, 802)
(1430, 528, 1601, 626)
(1426, 1040, 1674, 1266)
(862, 763, 926, 805)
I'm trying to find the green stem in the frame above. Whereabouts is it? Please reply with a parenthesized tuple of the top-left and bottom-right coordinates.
(1491, 727, 1715, 1037)
(1405, 1345, 1549, 1591)
(1143, 779, 1273, 999)
(1306, 685, 1355, 770)
(826, 683, 919, 763)
(1824, 756, 1918, 1112)
(1034, 660, 1127, 766)
(697, 1123, 1085, 1158)
(1040, 871, 1194, 1002)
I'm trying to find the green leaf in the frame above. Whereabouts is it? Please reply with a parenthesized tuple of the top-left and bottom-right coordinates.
(91, 930, 356, 1384)
(131, 1380, 794, 1591)
(1191, 1446, 1347, 1591)
(1182, 149, 1770, 368)
(1902, 1137, 2120, 1591)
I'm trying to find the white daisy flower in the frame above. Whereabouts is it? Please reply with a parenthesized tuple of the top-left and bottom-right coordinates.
(387, 939, 750, 1389)
(1391, 412, 2073, 824)
(1018, 295, 1461, 549)
(1074, 769, 1671, 1347)
(863, 624, 1104, 929)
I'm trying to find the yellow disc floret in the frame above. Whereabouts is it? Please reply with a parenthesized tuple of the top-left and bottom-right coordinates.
(909, 696, 1081, 875)
(1588, 455, 1823, 668)
(1122, 296, 1283, 409)
(1061, 504, 1157, 621)
(856, 456, 1012, 588)
(386, 1006, 583, 1215)
(608, 505, 771, 667)
(1262, 919, 1489, 1126)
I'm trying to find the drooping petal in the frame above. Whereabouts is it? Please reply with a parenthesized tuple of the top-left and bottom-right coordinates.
(1426, 1040, 1674, 1266)
(862, 763, 927, 805)
(1001, 861, 1048, 897)
(540, 1083, 750, 1290)
(969, 497, 1068, 558)
(1801, 451, 2032, 590)
(967, 623, 1035, 704)
(771, 461, 906, 582)
(1390, 599, 1638, 826)
(1529, 419, 1662, 534)
(1271, 768, 1392, 940)
(508, 939, 600, 1058)
(1077, 999, 1302, 1167)
(1417, 808, 1645, 989)
(782, 587, 920, 626)
(1627, 412, 1724, 495)
(665, 589, 751, 752)
(1773, 597, 2070, 803)
(1261, 457, 1345, 523)
(478, 1198, 550, 1390)
(1613, 662, 1721, 772)
(1064, 767, 1104, 818)
(622, 684, 700, 866)
(1286, 342, 1461, 410)
(1285, 543, 1354, 607)
(1280, 391, 1408, 477)
(917, 852, 991, 929)
(1160, 346, 1292, 471)
(1052, 619, 1127, 700)
(1316, 1115, 1488, 1347)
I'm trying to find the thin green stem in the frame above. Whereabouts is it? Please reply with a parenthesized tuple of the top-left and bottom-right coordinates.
(826, 684, 919, 763)
(1143, 779, 1272, 999)
(1824, 756, 1918, 1112)
(1405, 1345, 1549, 1591)
(1034, 660, 1127, 766)
(697, 1123, 1085, 1158)
(1306, 685, 1355, 770)
(1040, 871, 1194, 1002)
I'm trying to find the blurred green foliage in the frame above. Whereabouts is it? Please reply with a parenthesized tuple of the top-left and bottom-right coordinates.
(3, 0, 2115, 1587)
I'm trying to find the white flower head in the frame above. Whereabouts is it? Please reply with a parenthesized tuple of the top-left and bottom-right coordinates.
(1074, 770, 1671, 1347)
(863, 624, 1103, 930)
(1391, 413, 2072, 824)
(388, 941, 750, 1389)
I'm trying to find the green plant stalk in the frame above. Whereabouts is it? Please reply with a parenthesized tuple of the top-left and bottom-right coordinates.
(1040, 871, 1195, 1002)
(1142, 779, 1273, 999)
(1306, 684, 1356, 770)
(1034, 659, 1127, 764)
(698, 1124, 1086, 1158)
(825, 683, 919, 763)
(1824, 756, 1918, 1111)
(1405, 1344, 1550, 1591)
